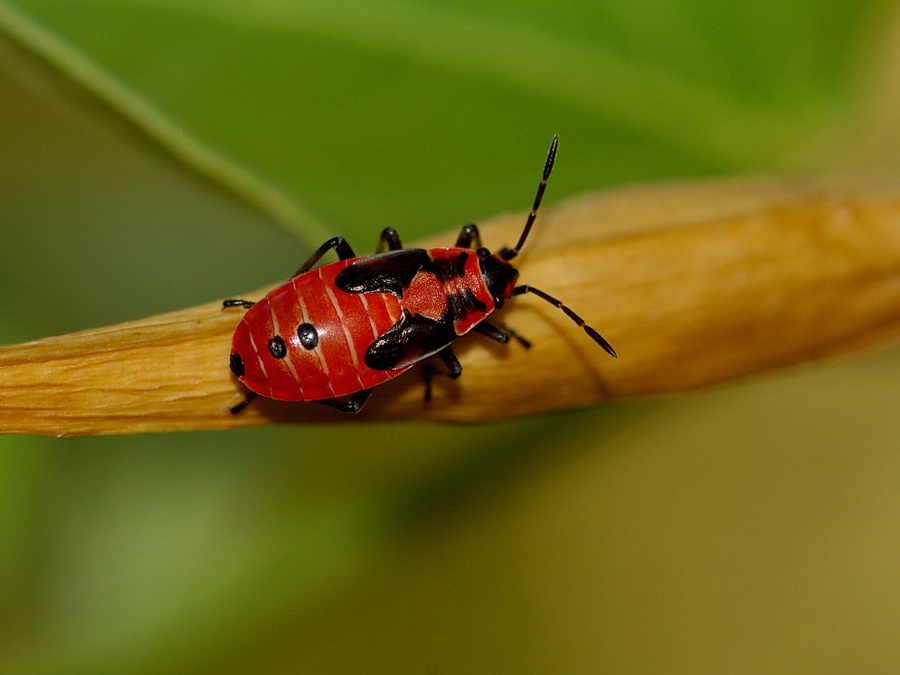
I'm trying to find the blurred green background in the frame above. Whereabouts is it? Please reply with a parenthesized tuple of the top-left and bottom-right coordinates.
(1, 0, 899, 672)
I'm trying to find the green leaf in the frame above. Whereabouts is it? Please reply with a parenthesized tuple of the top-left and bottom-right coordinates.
(0, 1, 329, 243)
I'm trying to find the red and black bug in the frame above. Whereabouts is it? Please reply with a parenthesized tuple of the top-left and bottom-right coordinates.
(224, 136, 616, 413)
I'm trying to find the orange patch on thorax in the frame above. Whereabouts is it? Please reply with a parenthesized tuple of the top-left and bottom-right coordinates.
(403, 270, 449, 320)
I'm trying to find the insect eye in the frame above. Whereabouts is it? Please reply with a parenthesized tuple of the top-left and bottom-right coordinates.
(268, 335, 287, 359)
(297, 323, 319, 350)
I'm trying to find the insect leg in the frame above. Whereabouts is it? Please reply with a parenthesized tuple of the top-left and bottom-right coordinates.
(437, 346, 462, 378)
(375, 227, 404, 253)
(474, 321, 532, 348)
(228, 391, 258, 414)
(222, 299, 256, 310)
(423, 367, 434, 401)
(292, 237, 357, 278)
(423, 347, 462, 401)
(455, 224, 482, 249)
(319, 388, 374, 413)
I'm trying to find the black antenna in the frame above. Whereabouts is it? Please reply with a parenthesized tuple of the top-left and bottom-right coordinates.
(512, 285, 617, 358)
(501, 135, 558, 261)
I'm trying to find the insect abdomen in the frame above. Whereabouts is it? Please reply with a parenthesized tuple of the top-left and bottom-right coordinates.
(231, 261, 407, 401)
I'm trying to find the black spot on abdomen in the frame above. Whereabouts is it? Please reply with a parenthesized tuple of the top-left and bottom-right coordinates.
(268, 336, 287, 359)
(297, 323, 319, 350)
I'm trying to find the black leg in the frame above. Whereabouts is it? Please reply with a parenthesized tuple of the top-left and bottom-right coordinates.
(423, 347, 462, 401)
(376, 227, 404, 253)
(423, 366, 434, 401)
(292, 237, 357, 278)
(222, 299, 256, 310)
(436, 347, 462, 378)
(455, 224, 482, 249)
(229, 391, 258, 414)
(474, 321, 531, 348)
(319, 388, 374, 413)
(474, 321, 509, 343)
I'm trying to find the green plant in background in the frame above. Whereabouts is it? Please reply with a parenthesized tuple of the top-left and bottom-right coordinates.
(0, 0, 898, 672)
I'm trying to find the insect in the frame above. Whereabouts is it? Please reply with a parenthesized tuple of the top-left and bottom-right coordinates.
(224, 136, 616, 414)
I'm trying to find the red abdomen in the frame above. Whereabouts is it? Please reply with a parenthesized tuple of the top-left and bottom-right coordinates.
(231, 259, 409, 401)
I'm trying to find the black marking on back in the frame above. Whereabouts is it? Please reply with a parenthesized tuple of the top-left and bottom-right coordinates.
(336, 249, 431, 297)
(365, 310, 457, 371)
(431, 251, 470, 282)
(447, 289, 488, 320)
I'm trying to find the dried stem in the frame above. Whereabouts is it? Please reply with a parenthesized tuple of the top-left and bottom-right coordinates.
(1, 177, 898, 435)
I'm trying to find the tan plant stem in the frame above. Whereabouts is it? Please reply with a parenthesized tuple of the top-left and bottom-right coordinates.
(1, 177, 898, 435)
